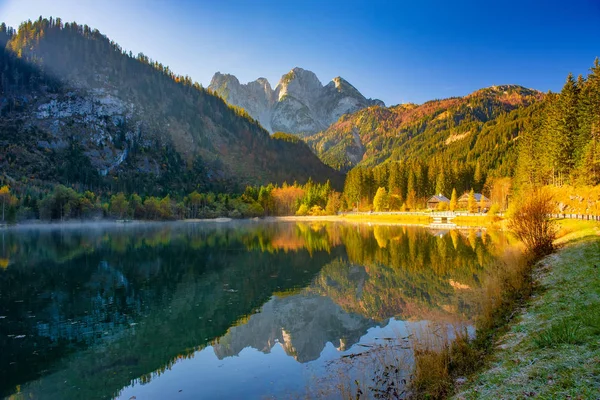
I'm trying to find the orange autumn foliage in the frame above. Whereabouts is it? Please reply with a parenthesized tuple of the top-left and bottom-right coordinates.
(271, 186, 305, 215)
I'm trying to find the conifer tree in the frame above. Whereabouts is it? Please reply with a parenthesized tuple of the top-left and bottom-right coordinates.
(449, 188, 457, 212)
(576, 59, 600, 183)
(344, 168, 362, 210)
(407, 169, 416, 201)
(435, 169, 446, 197)
(548, 73, 579, 184)
(479, 195, 487, 212)
(474, 161, 482, 190)
(467, 189, 477, 213)
(579, 122, 600, 185)
(388, 162, 403, 200)
(515, 116, 547, 187)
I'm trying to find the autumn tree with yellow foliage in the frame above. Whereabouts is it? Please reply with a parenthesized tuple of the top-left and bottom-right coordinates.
(0, 185, 13, 223)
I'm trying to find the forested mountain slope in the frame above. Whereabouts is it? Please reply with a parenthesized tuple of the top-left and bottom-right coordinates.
(338, 61, 600, 211)
(307, 85, 543, 174)
(0, 18, 343, 195)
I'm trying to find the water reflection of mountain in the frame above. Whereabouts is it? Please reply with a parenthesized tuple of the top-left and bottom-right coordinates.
(210, 224, 502, 365)
(0, 223, 344, 399)
(0, 222, 509, 400)
(213, 292, 375, 363)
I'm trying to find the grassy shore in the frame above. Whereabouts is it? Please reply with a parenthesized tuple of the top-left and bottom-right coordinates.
(453, 220, 600, 399)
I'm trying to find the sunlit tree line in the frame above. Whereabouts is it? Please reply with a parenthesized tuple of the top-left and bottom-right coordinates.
(0, 179, 347, 222)
(516, 59, 600, 187)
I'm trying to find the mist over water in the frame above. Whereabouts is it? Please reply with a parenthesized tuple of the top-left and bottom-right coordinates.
(0, 221, 511, 399)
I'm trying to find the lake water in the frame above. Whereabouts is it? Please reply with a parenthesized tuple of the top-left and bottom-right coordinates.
(0, 221, 511, 399)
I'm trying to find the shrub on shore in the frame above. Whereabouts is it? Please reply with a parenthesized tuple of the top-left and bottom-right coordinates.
(508, 189, 557, 257)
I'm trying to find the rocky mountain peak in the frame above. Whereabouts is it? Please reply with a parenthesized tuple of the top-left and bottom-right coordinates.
(209, 68, 385, 136)
(276, 67, 323, 103)
(255, 77, 271, 87)
(331, 76, 349, 88)
(326, 76, 361, 96)
(209, 72, 239, 88)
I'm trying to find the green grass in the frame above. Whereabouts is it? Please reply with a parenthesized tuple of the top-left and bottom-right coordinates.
(454, 223, 600, 399)
(532, 320, 584, 348)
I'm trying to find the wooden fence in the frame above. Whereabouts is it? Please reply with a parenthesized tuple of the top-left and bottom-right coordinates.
(343, 211, 599, 221)
(551, 213, 600, 221)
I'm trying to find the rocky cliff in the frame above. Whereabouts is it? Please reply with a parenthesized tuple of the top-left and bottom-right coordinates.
(0, 19, 343, 194)
(209, 67, 384, 136)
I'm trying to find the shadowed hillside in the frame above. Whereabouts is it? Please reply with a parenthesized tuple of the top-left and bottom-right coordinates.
(0, 18, 343, 195)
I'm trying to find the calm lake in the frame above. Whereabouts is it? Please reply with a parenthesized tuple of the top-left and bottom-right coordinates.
(0, 221, 512, 399)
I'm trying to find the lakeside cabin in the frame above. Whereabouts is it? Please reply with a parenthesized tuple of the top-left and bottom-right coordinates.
(426, 194, 450, 210)
(458, 192, 491, 212)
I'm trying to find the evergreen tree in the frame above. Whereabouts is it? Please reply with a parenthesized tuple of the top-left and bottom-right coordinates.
(467, 189, 477, 213)
(406, 189, 417, 211)
(515, 116, 547, 187)
(474, 161, 482, 190)
(344, 168, 362, 210)
(435, 168, 446, 197)
(548, 73, 579, 184)
(407, 170, 416, 201)
(449, 188, 458, 212)
(388, 162, 403, 200)
(576, 59, 600, 183)
(579, 122, 600, 185)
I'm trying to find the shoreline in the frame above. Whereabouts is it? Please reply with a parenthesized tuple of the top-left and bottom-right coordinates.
(452, 219, 600, 398)
(1, 213, 496, 230)
(269, 214, 500, 231)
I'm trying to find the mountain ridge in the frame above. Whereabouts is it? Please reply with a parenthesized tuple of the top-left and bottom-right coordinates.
(306, 84, 544, 173)
(209, 67, 384, 136)
(0, 18, 343, 194)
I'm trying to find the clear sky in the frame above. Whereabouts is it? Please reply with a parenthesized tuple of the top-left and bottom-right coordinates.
(1, 0, 599, 105)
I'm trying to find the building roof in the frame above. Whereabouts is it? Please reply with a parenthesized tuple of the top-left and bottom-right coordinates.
(458, 193, 489, 202)
(427, 194, 450, 203)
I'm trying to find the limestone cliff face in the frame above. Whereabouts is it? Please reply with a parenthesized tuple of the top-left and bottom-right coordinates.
(209, 67, 384, 136)
(1, 20, 345, 192)
(209, 72, 277, 131)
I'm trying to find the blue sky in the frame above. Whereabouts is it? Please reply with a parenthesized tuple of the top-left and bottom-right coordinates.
(1, 0, 599, 105)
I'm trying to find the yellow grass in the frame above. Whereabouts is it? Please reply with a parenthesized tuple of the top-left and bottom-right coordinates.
(555, 219, 600, 244)
(340, 213, 431, 225)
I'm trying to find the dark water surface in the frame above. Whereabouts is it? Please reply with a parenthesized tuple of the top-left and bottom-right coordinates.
(0, 221, 510, 399)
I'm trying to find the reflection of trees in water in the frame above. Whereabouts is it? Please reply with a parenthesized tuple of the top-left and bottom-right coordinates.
(311, 226, 509, 321)
(0, 223, 342, 399)
(0, 222, 509, 400)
